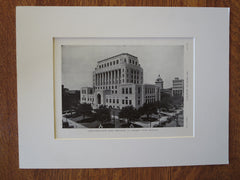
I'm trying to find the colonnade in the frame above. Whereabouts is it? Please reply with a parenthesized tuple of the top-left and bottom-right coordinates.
(95, 69, 121, 86)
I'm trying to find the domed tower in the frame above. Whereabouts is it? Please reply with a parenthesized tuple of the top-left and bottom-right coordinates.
(155, 74, 163, 89)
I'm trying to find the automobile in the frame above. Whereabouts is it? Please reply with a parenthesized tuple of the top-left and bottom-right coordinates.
(97, 123, 115, 128)
(120, 122, 143, 128)
(153, 124, 164, 127)
(160, 116, 168, 123)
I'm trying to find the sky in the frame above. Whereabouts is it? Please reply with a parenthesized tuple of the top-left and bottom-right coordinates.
(62, 45, 184, 90)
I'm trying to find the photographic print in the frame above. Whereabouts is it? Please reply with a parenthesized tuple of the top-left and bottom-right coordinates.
(54, 38, 193, 138)
(62, 45, 184, 128)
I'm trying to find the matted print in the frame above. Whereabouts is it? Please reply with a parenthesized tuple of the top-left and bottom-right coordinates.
(54, 38, 194, 139)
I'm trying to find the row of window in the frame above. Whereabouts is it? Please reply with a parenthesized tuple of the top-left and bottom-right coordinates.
(96, 80, 121, 85)
(145, 96, 155, 99)
(82, 97, 94, 102)
(97, 85, 117, 89)
(106, 98, 132, 105)
(98, 60, 119, 68)
(123, 68, 140, 74)
(145, 88, 156, 94)
(125, 79, 141, 84)
(173, 90, 183, 95)
(129, 59, 138, 65)
(82, 89, 93, 94)
(122, 74, 140, 79)
(122, 87, 132, 94)
(145, 99, 156, 104)
(98, 58, 138, 69)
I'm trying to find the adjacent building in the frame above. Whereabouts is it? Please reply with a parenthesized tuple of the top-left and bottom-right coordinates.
(80, 53, 162, 109)
(172, 77, 184, 97)
(62, 85, 80, 111)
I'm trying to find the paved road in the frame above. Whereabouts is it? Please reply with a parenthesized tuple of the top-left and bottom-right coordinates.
(63, 117, 87, 128)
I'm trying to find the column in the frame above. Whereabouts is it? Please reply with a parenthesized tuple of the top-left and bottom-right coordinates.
(103, 73, 105, 85)
(103, 72, 107, 85)
(116, 70, 118, 84)
(98, 73, 100, 86)
(94, 74, 97, 86)
(119, 69, 121, 84)
(98, 74, 100, 86)
(106, 71, 108, 85)
(117, 70, 118, 84)
(109, 71, 111, 85)
(112, 71, 114, 84)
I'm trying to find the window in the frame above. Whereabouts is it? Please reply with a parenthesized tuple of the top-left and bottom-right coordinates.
(109, 99, 111, 103)
(113, 99, 115, 103)
(124, 58, 126, 62)
(113, 61, 115, 65)
(129, 88, 132, 94)
(126, 100, 128, 104)
(138, 100, 141, 105)
(129, 100, 132, 105)
(115, 85, 117, 89)
(122, 88, 125, 94)
(107, 63, 109, 66)
(117, 60, 119, 64)
(126, 88, 128, 94)
(117, 99, 119, 104)
(112, 86, 114, 89)
(110, 62, 112, 65)
(106, 99, 108, 103)
(122, 100, 124, 104)
(130, 59, 132, 64)
(115, 90, 117, 94)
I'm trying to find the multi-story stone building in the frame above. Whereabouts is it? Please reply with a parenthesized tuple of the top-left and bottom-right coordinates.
(172, 77, 184, 97)
(81, 53, 161, 109)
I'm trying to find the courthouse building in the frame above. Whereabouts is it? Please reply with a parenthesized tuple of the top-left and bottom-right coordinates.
(80, 53, 162, 109)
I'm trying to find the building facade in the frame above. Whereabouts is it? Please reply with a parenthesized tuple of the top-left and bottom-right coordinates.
(172, 77, 184, 97)
(81, 53, 161, 109)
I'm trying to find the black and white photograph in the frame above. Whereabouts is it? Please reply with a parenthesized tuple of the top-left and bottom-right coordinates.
(61, 45, 185, 129)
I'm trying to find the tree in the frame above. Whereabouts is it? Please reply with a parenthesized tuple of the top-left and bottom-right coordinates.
(138, 103, 158, 127)
(119, 106, 140, 124)
(158, 92, 173, 111)
(76, 103, 92, 119)
(93, 105, 111, 126)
